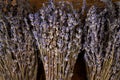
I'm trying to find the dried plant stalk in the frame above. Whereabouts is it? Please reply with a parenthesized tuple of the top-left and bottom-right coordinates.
(84, 3, 120, 80)
(29, 1, 83, 80)
(0, 0, 39, 80)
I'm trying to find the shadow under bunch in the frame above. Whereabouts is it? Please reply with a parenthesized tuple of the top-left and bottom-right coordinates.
(0, 0, 39, 80)
(29, 1, 83, 80)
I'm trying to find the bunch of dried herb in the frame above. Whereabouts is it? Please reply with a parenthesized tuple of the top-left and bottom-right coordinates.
(0, 0, 39, 80)
(0, 0, 120, 80)
(29, 1, 83, 80)
(84, 2, 120, 80)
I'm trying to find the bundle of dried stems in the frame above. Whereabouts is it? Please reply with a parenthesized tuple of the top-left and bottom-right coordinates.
(84, 2, 120, 80)
(0, 0, 120, 80)
(0, 0, 39, 80)
(29, 1, 83, 80)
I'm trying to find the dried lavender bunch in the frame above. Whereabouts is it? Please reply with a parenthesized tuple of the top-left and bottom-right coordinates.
(0, 0, 39, 80)
(84, 4, 120, 80)
(29, 1, 83, 80)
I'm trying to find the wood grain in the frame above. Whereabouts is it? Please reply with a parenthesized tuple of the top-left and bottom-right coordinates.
(29, 0, 119, 11)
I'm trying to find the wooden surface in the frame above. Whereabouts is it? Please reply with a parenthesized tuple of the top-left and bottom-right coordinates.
(0, 77, 3, 80)
(29, 0, 119, 11)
